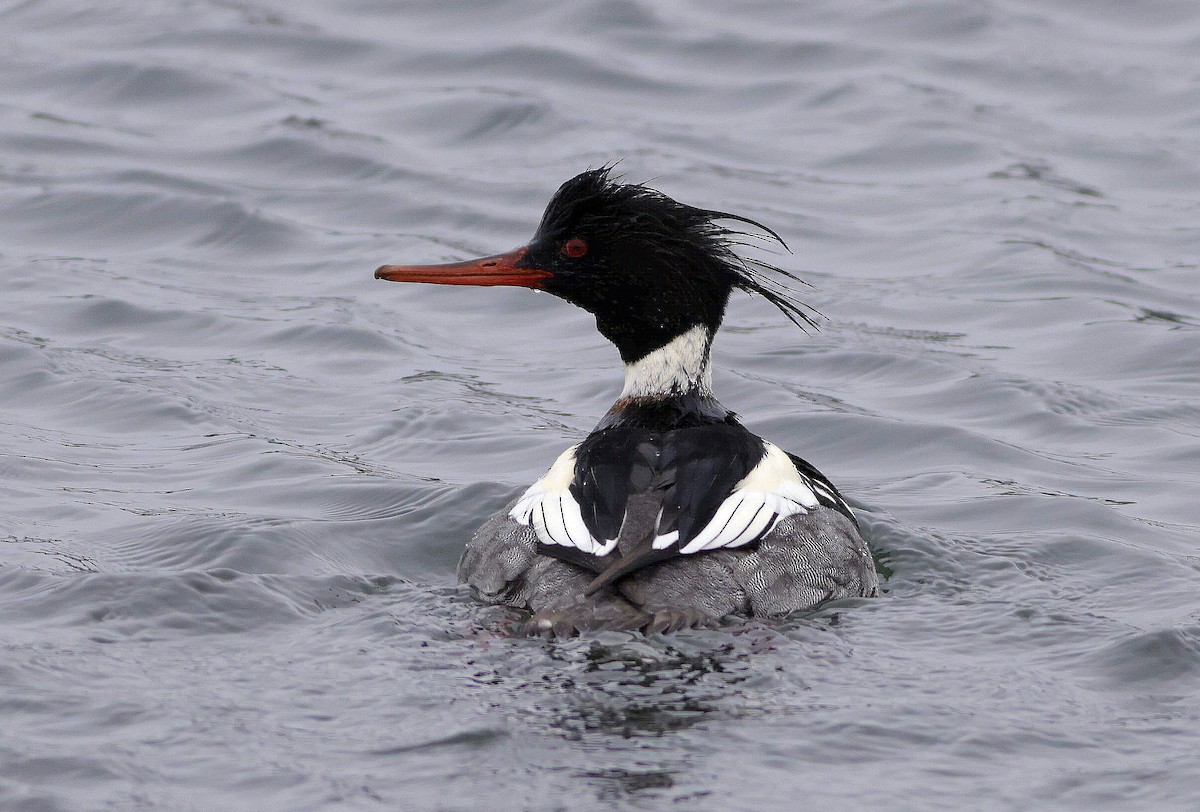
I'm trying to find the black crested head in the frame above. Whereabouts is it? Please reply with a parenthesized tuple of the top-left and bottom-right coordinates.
(515, 167, 817, 363)
(375, 166, 817, 365)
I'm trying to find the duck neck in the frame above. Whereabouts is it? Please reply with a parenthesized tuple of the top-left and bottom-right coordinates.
(619, 323, 715, 400)
(596, 323, 733, 431)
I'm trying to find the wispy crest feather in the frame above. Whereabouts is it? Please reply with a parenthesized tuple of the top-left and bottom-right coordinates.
(540, 166, 820, 330)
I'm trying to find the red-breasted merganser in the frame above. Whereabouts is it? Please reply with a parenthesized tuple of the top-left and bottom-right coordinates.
(376, 168, 878, 636)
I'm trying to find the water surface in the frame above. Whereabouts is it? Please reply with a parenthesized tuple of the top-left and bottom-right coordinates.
(2, 0, 1199, 809)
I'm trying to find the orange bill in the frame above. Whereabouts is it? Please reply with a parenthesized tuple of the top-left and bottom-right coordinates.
(375, 247, 550, 288)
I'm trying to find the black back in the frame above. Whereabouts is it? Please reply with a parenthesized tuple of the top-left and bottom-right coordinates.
(533, 394, 860, 581)
(571, 422, 767, 549)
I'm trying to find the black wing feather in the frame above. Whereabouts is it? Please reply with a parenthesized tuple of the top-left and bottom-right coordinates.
(571, 429, 655, 543)
(785, 452, 858, 527)
(663, 425, 764, 545)
(545, 423, 767, 583)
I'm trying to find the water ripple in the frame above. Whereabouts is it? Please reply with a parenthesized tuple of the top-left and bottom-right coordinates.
(2, 0, 1199, 808)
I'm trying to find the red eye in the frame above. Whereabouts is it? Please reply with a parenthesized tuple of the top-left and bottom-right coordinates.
(562, 238, 587, 258)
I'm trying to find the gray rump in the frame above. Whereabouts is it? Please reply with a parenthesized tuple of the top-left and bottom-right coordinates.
(458, 499, 878, 632)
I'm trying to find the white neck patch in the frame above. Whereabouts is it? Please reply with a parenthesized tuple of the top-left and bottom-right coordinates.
(620, 324, 714, 398)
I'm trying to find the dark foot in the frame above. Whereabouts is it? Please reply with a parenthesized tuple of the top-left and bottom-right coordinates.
(516, 601, 651, 639)
(642, 607, 720, 635)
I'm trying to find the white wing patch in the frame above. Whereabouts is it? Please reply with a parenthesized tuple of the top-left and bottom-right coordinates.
(807, 474, 851, 516)
(513, 441, 824, 560)
(510, 445, 617, 556)
(673, 442, 818, 554)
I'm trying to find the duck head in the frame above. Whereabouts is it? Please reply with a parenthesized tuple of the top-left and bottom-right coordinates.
(376, 168, 813, 393)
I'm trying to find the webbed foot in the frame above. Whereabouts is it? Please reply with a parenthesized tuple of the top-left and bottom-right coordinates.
(516, 600, 651, 639)
(642, 607, 720, 635)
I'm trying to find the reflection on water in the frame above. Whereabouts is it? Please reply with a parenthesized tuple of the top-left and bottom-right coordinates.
(545, 636, 754, 738)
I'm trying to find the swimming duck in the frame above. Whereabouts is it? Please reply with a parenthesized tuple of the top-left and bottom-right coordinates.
(376, 168, 878, 636)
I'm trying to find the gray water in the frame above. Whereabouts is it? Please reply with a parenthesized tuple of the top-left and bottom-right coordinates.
(2, 1, 1199, 809)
